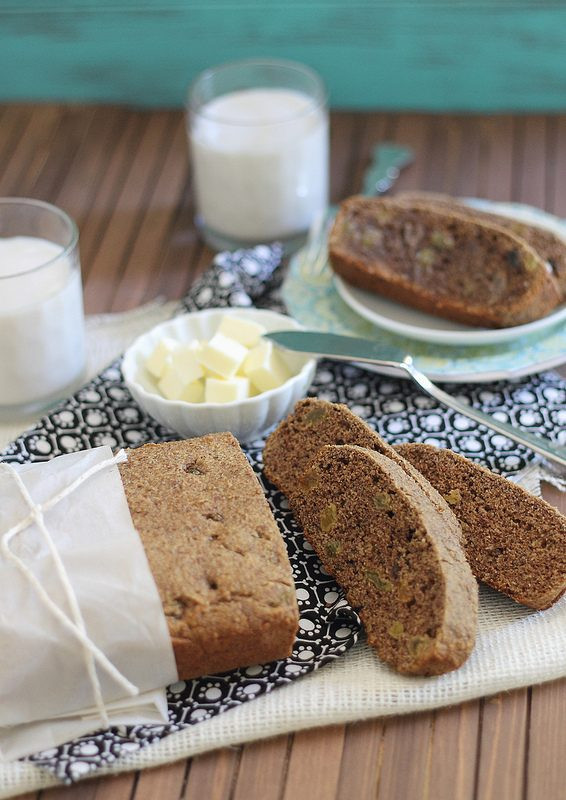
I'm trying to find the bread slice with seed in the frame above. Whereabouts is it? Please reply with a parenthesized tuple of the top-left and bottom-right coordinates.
(396, 190, 566, 300)
(119, 434, 298, 679)
(328, 195, 561, 328)
(263, 398, 456, 520)
(292, 444, 478, 676)
(395, 443, 566, 609)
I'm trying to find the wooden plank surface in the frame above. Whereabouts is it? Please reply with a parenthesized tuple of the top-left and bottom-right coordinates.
(1, 106, 565, 800)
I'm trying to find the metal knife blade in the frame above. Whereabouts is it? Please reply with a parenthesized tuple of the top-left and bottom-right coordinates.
(266, 330, 401, 366)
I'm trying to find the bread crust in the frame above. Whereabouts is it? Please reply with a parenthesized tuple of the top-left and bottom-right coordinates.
(328, 196, 561, 328)
(119, 434, 298, 679)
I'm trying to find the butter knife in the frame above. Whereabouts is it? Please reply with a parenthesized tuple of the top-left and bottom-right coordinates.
(265, 330, 566, 468)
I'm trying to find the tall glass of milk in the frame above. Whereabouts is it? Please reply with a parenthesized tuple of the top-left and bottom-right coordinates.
(0, 198, 86, 419)
(187, 59, 329, 252)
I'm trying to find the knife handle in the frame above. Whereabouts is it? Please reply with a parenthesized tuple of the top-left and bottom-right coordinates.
(362, 143, 414, 197)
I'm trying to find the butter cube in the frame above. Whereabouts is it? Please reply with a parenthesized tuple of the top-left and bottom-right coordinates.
(157, 368, 186, 400)
(243, 341, 291, 393)
(145, 337, 179, 379)
(169, 345, 205, 384)
(205, 376, 250, 403)
(158, 359, 203, 401)
(184, 338, 204, 356)
(217, 316, 266, 347)
(198, 333, 248, 379)
(181, 380, 204, 404)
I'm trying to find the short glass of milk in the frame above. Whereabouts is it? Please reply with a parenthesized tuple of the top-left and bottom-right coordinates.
(0, 198, 86, 419)
(187, 59, 329, 252)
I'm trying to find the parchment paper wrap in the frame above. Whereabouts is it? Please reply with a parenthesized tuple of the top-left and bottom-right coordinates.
(0, 446, 178, 760)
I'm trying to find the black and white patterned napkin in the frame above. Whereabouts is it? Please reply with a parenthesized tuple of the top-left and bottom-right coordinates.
(1, 245, 564, 783)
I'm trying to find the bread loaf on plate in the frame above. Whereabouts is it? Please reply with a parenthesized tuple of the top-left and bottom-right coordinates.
(328, 196, 561, 328)
(119, 434, 298, 679)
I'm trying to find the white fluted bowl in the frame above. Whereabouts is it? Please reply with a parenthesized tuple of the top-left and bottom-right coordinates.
(122, 308, 316, 442)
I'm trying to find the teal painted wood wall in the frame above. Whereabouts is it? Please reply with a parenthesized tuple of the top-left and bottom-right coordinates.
(2, 1, 566, 110)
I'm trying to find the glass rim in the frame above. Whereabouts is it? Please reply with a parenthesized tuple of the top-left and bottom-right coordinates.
(0, 197, 79, 280)
(186, 58, 328, 126)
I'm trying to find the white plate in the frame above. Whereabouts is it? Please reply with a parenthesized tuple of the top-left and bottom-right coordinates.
(334, 276, 566, 346)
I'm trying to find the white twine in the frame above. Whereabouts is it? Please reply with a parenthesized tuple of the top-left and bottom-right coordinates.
(0, 450, 139, 729)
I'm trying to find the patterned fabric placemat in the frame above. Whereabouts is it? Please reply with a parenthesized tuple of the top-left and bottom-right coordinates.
(1, 245, 565, 786)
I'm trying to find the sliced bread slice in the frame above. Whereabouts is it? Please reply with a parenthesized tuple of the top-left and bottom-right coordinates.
(328, 195, 561, 328)
(292, 444, 478, 676)
(395, 443, 566, 609)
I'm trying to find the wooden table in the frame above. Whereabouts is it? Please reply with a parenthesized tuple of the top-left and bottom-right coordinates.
(1, 105, 565, 800)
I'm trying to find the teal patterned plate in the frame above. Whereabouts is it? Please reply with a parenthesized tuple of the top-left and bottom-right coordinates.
(283, 200, 566, 383)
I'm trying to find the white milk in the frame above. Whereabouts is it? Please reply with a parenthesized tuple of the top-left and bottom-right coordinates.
(0, 236, 85, 409)
(190, 88, 328, 241)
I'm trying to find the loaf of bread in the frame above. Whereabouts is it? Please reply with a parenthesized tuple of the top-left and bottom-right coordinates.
(328, 196, 561, 328)
(395, 443, 566, 609)
(263, 398, 455, 518)
(119, 434, 299, 679)
(396, 190, 566, 300)
(291, 444, 477, 675)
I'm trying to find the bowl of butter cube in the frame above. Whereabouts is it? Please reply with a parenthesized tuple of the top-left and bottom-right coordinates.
(122, 308, 317, 442)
